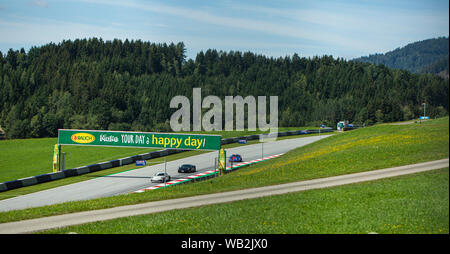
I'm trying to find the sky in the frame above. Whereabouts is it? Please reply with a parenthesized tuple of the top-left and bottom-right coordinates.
(0, 0, 448, 60)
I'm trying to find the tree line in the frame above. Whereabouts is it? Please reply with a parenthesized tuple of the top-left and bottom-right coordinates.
(0, 38, 448, 139)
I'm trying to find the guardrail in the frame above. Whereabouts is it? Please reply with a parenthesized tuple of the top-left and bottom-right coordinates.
(0, 129, 334, 192)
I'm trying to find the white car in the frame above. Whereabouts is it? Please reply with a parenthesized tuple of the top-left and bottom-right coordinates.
(151, 172, 171, 183)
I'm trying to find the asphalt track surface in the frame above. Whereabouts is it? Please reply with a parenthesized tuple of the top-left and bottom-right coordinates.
(0, 158, 447, 234)
(0, 135, 331, 212)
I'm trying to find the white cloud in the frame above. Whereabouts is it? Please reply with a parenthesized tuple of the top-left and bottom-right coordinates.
(220, 1, 449, 56)
(32, 0, 48, 8)
(0, 17, 165, 46)
(73, 0, 372, 53)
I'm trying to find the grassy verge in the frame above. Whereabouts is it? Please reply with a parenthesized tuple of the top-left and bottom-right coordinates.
(42, 168, 449, 234)
(0, 117, 447, 223)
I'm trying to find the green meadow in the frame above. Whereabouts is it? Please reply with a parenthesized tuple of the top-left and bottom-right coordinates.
(42, 117, 449, 234)
(43, 168, 449, 234)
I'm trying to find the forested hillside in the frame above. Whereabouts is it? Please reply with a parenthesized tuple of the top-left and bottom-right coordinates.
(0, 38, 448, 138)
(353, 37, 449, 75)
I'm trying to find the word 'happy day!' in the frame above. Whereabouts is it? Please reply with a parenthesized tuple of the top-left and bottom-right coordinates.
(118, 134, 206, 149)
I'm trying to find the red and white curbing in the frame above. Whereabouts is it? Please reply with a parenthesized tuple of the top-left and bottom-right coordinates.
(134, 153, 284, 193)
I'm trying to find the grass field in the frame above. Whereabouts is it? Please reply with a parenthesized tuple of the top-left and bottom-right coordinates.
(0, 127, 316, 183)
(0, 117, 447, 225)
(42, 168, 449, 234)
(0, 137, 158, 183)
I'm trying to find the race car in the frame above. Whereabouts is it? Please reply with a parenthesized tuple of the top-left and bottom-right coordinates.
(178, 164, 196, 173)
(229, 154, 243, 163)
(151, 172, 171, 183)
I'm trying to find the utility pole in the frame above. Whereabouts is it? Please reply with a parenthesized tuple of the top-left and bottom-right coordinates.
(261, 142, 264, 159)
(214, 157, 217, 178)
(58, 144, 62, 172)
(164, 157, 167, 188)
(422, 103, 426, 118)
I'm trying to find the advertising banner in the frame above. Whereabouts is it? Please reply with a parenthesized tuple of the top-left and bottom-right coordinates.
(58, 129, 222, 151)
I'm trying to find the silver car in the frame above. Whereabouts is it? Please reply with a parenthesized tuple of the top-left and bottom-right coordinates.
(151, 172, 171, 183)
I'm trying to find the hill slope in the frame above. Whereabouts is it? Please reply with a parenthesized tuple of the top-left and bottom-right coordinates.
(353, 37, 449, 75)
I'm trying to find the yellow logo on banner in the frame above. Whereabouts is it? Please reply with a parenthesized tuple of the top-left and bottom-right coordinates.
(71, 133, 95, 144)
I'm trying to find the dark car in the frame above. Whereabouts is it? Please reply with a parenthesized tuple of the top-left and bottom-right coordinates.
(178, 164, 196, 173)
(229, 154, 243, 163)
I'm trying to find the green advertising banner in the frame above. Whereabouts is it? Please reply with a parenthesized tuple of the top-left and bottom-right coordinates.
(58, 129, 222, 151)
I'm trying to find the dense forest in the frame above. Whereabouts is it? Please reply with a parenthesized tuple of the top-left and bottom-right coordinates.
(353, 37, 449, 76)
(0, 38, 448, 139)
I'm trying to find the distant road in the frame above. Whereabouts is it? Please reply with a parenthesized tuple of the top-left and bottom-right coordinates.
(389, 120, 416, 125)
(0, 158, 447, 234)
(0, 135, 331, 212)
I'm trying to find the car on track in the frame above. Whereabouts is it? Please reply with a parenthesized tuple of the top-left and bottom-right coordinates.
(178, 164, 196, 173)
(229, 154, 243, 163)
(151, 172, 171, 183)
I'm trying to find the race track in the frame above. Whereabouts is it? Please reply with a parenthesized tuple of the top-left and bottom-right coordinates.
(0, 135, 331, 212)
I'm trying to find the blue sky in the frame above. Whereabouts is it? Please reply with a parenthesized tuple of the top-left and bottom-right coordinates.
(0, 0, 448, 59)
